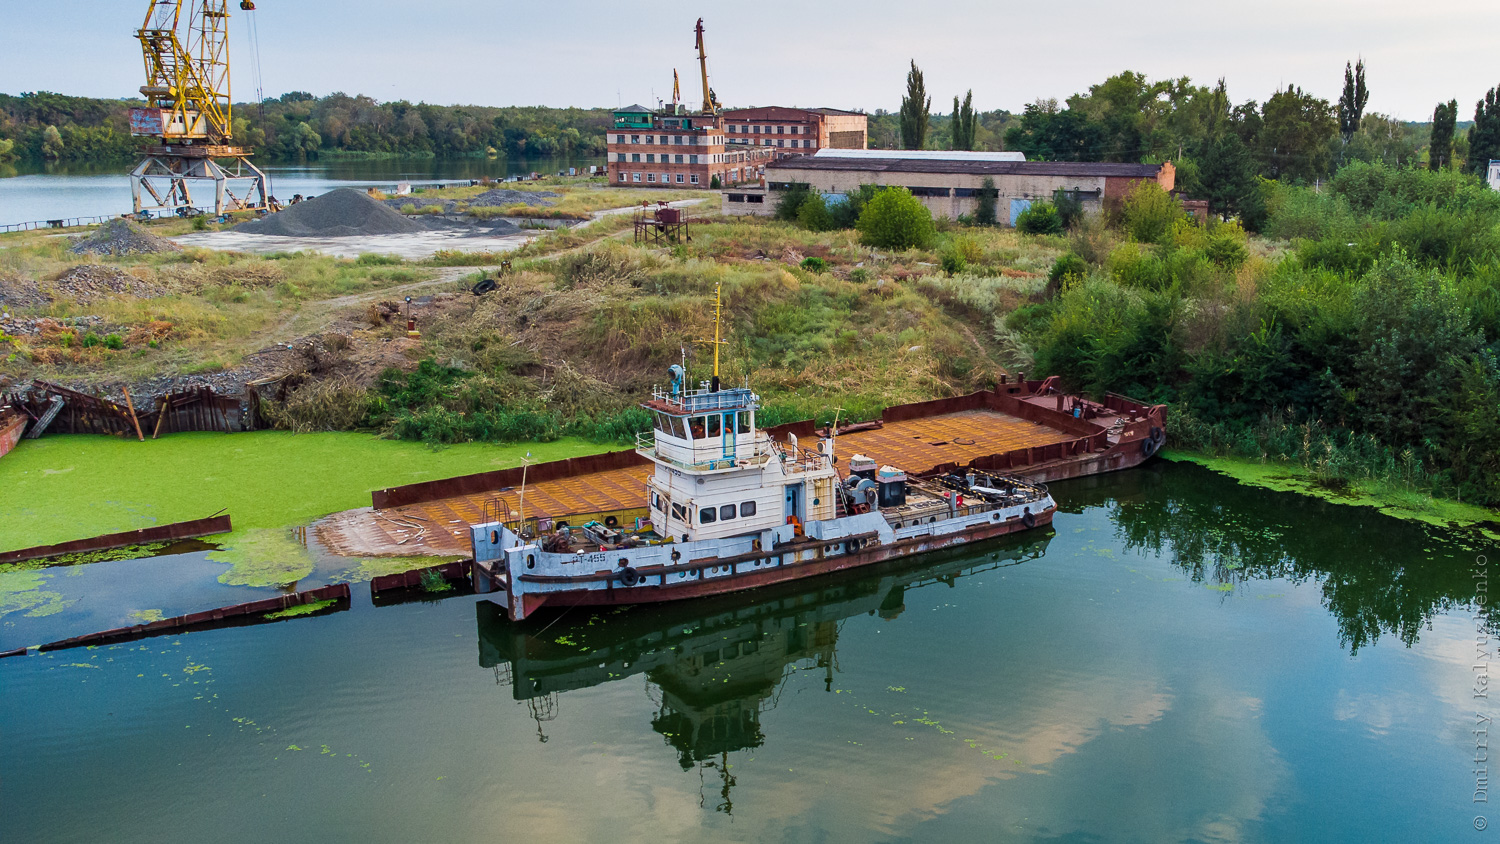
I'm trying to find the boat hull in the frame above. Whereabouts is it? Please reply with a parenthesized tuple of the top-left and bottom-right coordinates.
(495, 507, 1054, 620)
(0, 410, 26, 460)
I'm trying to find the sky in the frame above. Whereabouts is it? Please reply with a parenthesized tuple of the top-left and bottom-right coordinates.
(4, 0, 1498, 120)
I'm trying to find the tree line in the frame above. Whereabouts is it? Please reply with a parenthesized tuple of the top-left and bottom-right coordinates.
(0, 91, 610, 165)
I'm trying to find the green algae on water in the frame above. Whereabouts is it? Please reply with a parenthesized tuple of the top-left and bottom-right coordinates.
(129, 609, 165, 624)
(209, 528, 314, 588)
(264, 599, 337, 620)
(331, 555, 461, 584)
(1162, 450, 1500, 540)
(0, 432, 614, 553)
(0, 570, 74, 618)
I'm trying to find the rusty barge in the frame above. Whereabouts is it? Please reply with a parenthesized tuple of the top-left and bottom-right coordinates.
(315, 375, 1165, 619)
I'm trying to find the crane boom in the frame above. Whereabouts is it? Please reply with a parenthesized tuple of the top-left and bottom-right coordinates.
(693, 18, 720, 115)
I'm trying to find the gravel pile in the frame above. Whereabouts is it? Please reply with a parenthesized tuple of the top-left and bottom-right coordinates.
(51, 265, 167, 303)
(0, 315, 102, 337)
(69, 219, 182, 256)
(0, 273, 51, 312)
(236, 188, 431, 237)
(466, 189, 559, 208)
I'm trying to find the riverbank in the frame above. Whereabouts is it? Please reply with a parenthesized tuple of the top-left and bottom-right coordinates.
(1161, 450, 1500, 540)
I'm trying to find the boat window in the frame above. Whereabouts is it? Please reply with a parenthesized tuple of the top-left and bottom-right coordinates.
(688, 416, 706, 439)
(669, 415, 687, 438)
(700, 507, 717, 524)
(706, 415, 722, 437)
(737, 411, 752, 434)
(654, 412, 672, 433)
(719, 504, 736, 520)
(740, 501, 756, 517)
(671, 503, 687, 521)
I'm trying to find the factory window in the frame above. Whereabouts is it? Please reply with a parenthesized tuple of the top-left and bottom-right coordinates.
(753, 125, 761, 133)
(645, 135, 654, 144)
(674, 135, 683, 145)
(802, 139, 811, 148)
(630, 135, 639, 143)
(719, 504, 736, 521)
(631, 153, 640, 163)
(674, 154, 683, 164)
(776, 125, 784, 134)
(646, 154, 655, 163)
(661, 173, 669, 183)
(632, 172, 641, 182)
(689, 155, 699, 164)
(615, 135, 624, 143)
(676, 174, 684, 183)
(777, 140, 784, 148)
(647, 173, 656, 182)
(740, 501, 757, 517)
(618, 172, 627, 182)
(728, 193, 745, 203)
(700, 507, 716, 524)
(690, 174, 700, 184)
(616, 153, 626, 162)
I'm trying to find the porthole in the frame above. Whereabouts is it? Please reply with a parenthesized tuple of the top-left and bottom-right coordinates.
(526, 554, 535, 569)
(490, 530, 499, 544)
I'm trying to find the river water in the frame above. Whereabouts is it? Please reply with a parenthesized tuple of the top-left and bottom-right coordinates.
(0, 157, 604, 225)
(2, 460, 1492, 842)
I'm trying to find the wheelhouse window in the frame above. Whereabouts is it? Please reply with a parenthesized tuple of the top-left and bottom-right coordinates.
(700, 507, 717, 524)
(740, 501, 757, 517)
(719, 504, 736, 521)
(737, 411, 752, 434)
(706, 415, 722, 437)
(671, 503, 687, 521)
(688, 416, 706, 438)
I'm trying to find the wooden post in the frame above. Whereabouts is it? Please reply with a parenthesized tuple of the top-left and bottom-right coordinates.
(122, 387, 144, 442)
(152, 395, 169, 439)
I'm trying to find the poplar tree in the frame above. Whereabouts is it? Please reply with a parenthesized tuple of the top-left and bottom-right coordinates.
(1468, 86, 1500, 176)
(1429, 100, 1457, 171)
(899, 61, 930, 150)
(1338, 59, 1369, 149)
(951, 90, 976, 150)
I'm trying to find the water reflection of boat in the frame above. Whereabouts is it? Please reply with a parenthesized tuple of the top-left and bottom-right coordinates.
(476, 532, 1052, 786)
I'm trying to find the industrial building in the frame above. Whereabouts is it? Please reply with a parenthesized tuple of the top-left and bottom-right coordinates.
(723, 149, 1175, 223)
(606, 105, 776, 188)
(722, 107, 868, 158)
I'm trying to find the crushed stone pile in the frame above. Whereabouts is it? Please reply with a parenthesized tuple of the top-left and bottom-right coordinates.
(51, 265, 166, 303)
(466, 189, 559, 208)
(236, 188, 431, 237)
(69, 219, 182, 257)
(0, 273, 52, 312)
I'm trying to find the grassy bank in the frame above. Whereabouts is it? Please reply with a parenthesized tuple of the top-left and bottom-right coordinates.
(0, 432, 613, 551)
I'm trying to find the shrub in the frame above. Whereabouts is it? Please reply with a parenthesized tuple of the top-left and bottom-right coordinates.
(1047, 253, 1089, 295)
(774, 183, 812, 222)
(796, 193, 836, 232)
(974, 177, 998, 225)
(831, 184, 880, 229)
(800, 256, 828, 273)
(856, 187, 936, 250)
(1016, 202, 1064, 235)
(849, 268, 871, 284)
(1052, 188, 1085, 230)
(940, 252, 967, 276)
(103, 333, 124, 350)
(191, 214, 209, 232)
(81, 332, 100, 348)
(1120, 181, 1185, 243)
(1107, 242, 1168, 290)
(709, 175, 722, 189)
(1203, 221, 1250, 269)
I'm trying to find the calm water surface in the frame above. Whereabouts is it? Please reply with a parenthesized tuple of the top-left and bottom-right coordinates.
(2, 462, 1493, 842)
(0, 157, 604, 224)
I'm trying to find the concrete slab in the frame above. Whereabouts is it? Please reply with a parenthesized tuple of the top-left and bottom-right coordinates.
(170, 228, 541, 260)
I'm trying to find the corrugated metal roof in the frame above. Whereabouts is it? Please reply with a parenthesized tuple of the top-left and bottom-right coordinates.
(768, 157, 1164, 178)
(812, 149, 1026, 162)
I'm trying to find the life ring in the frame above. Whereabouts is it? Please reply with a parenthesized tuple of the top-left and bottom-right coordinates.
(1021, 510, 1037, 529)
(618, 565, 642, 587)
(671, 549, 682, 562)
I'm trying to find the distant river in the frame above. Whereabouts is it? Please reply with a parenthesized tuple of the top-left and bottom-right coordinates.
(0, 156, 605, 225)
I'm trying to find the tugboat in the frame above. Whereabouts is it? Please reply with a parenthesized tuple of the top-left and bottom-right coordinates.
(471, 291, 1056, 620)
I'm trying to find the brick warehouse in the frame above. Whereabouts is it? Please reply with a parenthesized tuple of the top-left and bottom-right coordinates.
(724, 150, 1175, 223)
(606, 104, 776, 189)
(722, 106, 868, 159)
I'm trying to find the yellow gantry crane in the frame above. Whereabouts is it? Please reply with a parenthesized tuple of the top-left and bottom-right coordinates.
(129, 0, 269, 216)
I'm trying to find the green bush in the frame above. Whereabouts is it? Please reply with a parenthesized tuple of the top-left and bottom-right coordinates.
(709, 175, 722, 189)
(974, 177, 998, 226)
(849, 268, 871, 284)
(103, 333, 124, 350)
(800, 256, 828, 273)
(1047, 253, 1089, 293)
(855, 187, 936, 250)
(796, 193, 836, 232)
(940, 252, 966, 276)
(774, 183, 812, 222)
(1120, 181, 1185, 243)
(1052, 188, 1085, 230)
(1016, 202, 1064, 235)
(81, 332, 100, 348)
(831, 184, 881, 229)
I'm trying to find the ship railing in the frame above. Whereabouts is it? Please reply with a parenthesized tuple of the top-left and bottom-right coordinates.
(636, 431, 773, 472)
(648, 385, 758, 414)
(770, 439, 827, 473)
